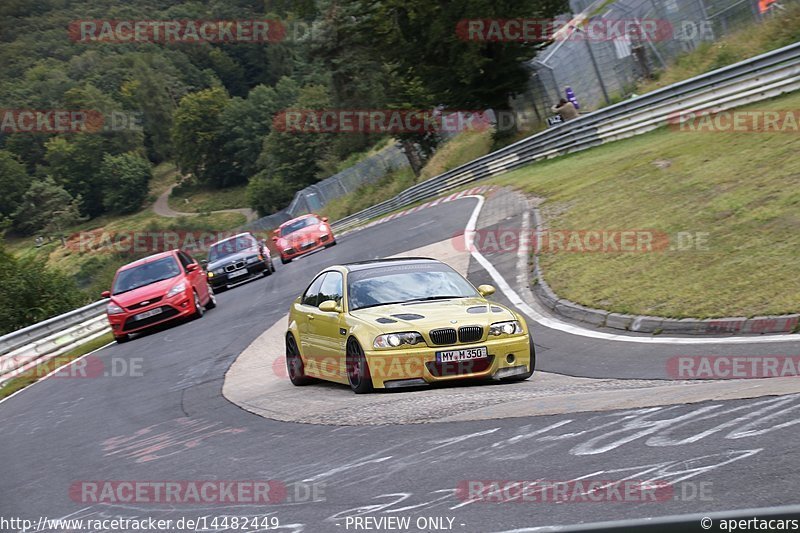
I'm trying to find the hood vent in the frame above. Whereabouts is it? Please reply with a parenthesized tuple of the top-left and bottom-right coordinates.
(467, 306, 488, 314)
(391, 313, 425, 321)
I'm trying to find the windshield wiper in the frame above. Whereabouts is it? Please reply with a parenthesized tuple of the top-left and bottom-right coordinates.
(402, 296, 465, 304)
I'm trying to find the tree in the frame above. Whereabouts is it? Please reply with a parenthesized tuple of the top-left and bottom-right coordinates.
(353, 0, 568, 127)
(255, 84, 334, 189)
(100, 153, 153, 214)
(171, 87, 235, 187)
(0, 150, 32, 220)
(12, 177, 85, 239)
(246, 172, 296, 216)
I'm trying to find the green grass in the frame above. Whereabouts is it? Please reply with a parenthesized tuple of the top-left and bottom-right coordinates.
(492, 90, 800, 318)
(168, 182, 249, 213)
(638, 4, 800, 95)
(0, 332, 114, 400)
(319, 167, 417, 221)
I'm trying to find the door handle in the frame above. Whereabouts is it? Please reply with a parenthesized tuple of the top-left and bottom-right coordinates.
(306, 315, 315, 320)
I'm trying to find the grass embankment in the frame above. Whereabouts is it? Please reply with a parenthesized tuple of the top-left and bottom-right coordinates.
(320, 130, 493, 221)
(168, 182, 248, 213)
(0, 332, 114, 400)
(493, 91, 800, 318)
(637, 4, 800, 94)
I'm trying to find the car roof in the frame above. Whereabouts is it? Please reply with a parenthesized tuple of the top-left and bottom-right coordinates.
(118, 250, 177, 271)
(341, 257, 440, 272)
(280, 214, 318, 228)
(210, 232, 254, 247)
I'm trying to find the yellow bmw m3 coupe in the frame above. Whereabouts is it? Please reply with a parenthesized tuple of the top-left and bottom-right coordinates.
(285, 257, 534, 393)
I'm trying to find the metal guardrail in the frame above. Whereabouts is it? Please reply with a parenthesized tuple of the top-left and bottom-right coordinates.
(0, 300, 110, 383)
(1, 42, 798, 377)
(331, 41, 800, 233)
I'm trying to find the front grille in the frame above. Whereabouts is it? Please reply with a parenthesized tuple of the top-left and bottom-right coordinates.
(426, 355, 494, 377)
(300, 241, 315, 250)
(225, 261, 246, 272)
(127, 296, 163, 310)
(458, 326, 484, 343)
(429, 328, 457, 345)
(123, 306, 180, 330)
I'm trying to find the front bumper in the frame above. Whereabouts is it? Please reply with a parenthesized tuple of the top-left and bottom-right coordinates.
(281, 234, 334, 261)
(208, 261, 267, 288)
(107, 292, 196, 335)
(363, 334, 531, 389)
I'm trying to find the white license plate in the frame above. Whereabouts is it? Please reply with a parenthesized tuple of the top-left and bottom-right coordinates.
(228, 269, 248, 278)
(436, 346, 488, 363)
(133, 307, 162, 321)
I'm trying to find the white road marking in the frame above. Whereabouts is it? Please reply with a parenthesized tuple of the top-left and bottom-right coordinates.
(462, 195, 800, 345)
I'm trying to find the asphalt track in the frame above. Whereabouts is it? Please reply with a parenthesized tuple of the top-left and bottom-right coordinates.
(3, 195, 800, 533)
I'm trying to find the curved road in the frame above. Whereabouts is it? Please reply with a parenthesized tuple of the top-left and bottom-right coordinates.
(3, 196, 800, 532)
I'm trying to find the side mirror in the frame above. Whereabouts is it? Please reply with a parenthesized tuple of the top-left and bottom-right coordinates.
(101, 290, 111, 298)
(318, 300, 341, 313)
(322, 217, 329, 223)
(200, 259, 208, 268)
(478, 284, 496, 297)
(272, 236, 279, 242)
(186, 263, 199, 272)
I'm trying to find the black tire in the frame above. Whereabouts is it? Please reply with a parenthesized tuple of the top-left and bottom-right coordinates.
(263, 260, 273, 276)
(325, 240, 337, 248)
(502, 345, 535, 382)
(346, 338, 373, 394)
(193, 290, 204, 318)
(205, 287, 217, 309)
(270, 259, 276, 273)
(281, 257, 290, 265)
(115, 334, 130, 344)
(286, 333, 315, 385)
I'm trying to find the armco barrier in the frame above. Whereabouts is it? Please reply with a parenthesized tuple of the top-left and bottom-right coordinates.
(330, 42, 800, 233)
(1, 43, 799, 369)
(0, 300, 109, 383)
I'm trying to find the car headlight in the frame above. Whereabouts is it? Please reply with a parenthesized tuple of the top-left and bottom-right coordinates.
(489, 320, 523, 336)
(107, 302, 124, 315)
(246, 255, 259, 264)
(207, 271, 215, 278)
(374, 332, 426, 349)
(318, 224, 328, 232)
(166, 281, 186, 298)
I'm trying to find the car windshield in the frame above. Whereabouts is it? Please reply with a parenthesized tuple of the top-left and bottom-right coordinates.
(112, 256, 181, 295)
(347, 263, 479, 310)
(281, 217, 319, 237)
(208, 236, 256, 262)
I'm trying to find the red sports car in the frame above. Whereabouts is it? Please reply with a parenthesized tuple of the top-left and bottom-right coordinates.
(273, 214, 336, 264)
(101, 249, 216, 343)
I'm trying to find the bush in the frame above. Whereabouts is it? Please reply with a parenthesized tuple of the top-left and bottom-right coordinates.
(0, 245, 87, 335)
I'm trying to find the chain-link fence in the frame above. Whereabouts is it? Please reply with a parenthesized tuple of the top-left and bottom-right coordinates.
(247, 143, 409, 231)
(515, 0, 793, 126)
